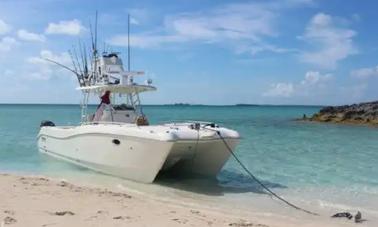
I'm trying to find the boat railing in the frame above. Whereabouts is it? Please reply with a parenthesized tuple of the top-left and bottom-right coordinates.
(161, 120, 215, 126)
(81, 120, 217, 128)
(81, 121, 136, 127)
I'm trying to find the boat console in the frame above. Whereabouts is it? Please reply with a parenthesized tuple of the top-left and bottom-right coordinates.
(100, 107, 138, 124)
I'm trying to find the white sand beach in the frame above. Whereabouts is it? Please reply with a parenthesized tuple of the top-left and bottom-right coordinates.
(0, 173, 367, 227)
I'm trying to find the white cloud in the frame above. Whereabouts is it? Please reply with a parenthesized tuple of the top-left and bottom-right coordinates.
(1, 69, 14, 78)
(0, 37, 17, 52)
(0, 19, 11, 35)
(263, 83, 294, 97)
(99, 8, 148, 27)
(301, 71, 332, 85)
(27, 50, 72, 80)
(27, 50, 71, 65)
(169, 4, 276, 41)
(350, 66, 378, 79)
(17, 29, 46, 42)
(263, 71, 333, 97)
(111, 3, 275, 50)
(130, 17, 139, 25)
(45, 19, 85, 36)
(300, 13, 357, 69)
(110, 1, 310, 54)
(28, 69, 53, 80)
(111, 34, 185, 48)
(128, 8, 150, 23)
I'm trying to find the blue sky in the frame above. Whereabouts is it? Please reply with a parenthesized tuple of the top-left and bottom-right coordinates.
(0, 0, 377, 105)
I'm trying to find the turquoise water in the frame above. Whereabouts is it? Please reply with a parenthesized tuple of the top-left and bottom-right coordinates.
(1, 104, 377, 222)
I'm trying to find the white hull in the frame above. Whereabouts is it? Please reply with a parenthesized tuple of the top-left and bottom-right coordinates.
(37, 123, 239, 183)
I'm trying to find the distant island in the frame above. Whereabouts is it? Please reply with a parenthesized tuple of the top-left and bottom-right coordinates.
(303, 101, 378, 126)
(235, 104, 260, 107)
(172, 103, 191, 106)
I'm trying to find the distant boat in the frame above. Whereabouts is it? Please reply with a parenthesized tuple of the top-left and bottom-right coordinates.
(37, 14, 240, 183)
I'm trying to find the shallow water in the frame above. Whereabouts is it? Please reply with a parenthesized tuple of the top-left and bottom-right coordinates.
(0, 104, 377, 224)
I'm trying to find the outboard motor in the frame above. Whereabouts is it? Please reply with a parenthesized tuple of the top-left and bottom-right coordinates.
(40, 120, 55, 127)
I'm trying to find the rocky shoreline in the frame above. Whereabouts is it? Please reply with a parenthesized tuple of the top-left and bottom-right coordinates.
(303, 101, 378, 126)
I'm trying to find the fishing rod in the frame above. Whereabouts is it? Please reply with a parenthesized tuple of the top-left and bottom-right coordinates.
(43, 57, 84, 87)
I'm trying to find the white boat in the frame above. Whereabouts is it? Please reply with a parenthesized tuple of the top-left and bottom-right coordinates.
(37, 15, 240, 183)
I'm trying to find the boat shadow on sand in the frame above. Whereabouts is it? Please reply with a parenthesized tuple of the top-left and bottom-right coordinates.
(155, 169, 287, 196)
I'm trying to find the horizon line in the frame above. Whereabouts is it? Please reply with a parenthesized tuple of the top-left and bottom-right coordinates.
(0, 102, 326, 107)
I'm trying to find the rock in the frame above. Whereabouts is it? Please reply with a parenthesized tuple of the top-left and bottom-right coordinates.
(305, 101, 378, 126)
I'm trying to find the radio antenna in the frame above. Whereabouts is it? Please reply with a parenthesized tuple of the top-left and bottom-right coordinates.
(127, 14, 131, 72)
(94, 11, 98, 56)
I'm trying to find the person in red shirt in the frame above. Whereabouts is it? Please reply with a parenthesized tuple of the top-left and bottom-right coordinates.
(93, 90, 111, 121)
(100, 90, 111, 105)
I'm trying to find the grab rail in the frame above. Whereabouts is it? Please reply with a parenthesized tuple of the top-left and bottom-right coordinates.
(81, 121, 135, 127)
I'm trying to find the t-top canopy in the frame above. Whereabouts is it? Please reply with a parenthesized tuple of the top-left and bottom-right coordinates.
(78, 84, 156, 94)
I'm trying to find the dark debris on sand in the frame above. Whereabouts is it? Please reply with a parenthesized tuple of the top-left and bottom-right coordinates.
(3, 216, 17, 224)
(229, 219, 269, 227)
(51, 211, 75, 216)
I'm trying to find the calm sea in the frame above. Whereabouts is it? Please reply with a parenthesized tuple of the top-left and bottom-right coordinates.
(0, 104, 377, 224)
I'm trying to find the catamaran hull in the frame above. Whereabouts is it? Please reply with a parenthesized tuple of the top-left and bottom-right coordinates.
(161, 139, 239, 177)
(37, 125, 239, 183)
(38, 133, 173, 183)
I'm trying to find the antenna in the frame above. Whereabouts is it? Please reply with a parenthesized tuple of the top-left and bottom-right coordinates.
(94, 10, 98, 56)
(83, 43, 88, 75)
(127, 14, 131, 71)
(89, 21, 95, 55)
(93, 10, 99, 83)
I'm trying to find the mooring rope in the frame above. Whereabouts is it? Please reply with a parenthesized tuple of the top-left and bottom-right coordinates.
(204, 126, 319, 216)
